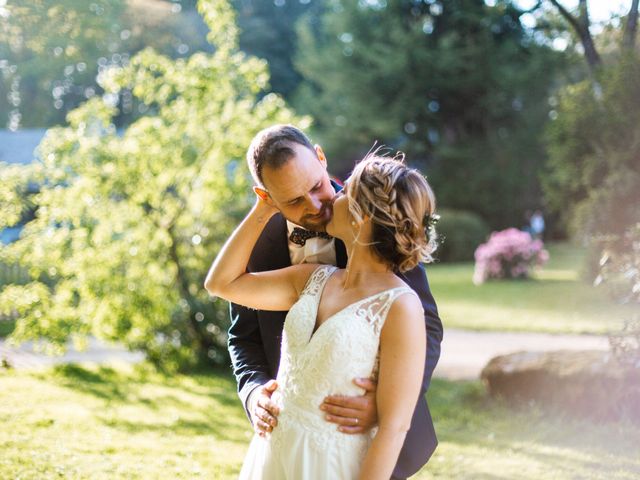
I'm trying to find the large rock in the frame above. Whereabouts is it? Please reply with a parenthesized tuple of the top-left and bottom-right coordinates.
(481, 350, 640, 422)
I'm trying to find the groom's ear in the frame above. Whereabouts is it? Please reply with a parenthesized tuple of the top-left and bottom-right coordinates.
(253, 186, 274, 205)
(315, 145, 328, 168)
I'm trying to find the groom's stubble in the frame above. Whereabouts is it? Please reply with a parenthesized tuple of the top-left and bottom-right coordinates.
(260, 144, 337, 232)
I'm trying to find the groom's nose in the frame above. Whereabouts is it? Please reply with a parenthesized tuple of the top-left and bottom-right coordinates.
(307, 194, 323, 214)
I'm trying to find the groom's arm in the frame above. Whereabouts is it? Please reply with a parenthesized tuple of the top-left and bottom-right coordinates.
(401, 263, 443, 392)
(228, 301, 273, 418)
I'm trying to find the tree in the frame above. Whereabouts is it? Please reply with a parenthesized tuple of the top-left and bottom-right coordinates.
(0, 0, 305, 370)
(545, 0, 639, 72)
(0, 0, 211, 129)
(542, 54, 640, 241)
(294, 0, 566, 228)
(232, 0, 318, 99)
(542, 1, 639, 241)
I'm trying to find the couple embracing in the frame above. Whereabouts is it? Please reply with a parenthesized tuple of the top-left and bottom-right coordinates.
(205, 125, 443, 480)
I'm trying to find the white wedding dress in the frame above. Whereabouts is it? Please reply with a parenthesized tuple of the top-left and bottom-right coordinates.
(239, 265, 417, 480)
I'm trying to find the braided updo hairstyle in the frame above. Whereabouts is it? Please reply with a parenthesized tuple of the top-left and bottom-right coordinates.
(346, 155, 437, 272)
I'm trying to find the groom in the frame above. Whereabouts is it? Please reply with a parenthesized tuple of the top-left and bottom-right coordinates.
(228, 124, 443, 479)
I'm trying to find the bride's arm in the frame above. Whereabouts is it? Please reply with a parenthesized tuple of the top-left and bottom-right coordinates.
(357, 293, 426, 480)
(204, 198, 315, 311)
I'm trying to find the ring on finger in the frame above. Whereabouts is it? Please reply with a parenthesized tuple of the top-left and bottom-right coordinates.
(354, 418, 359, 425)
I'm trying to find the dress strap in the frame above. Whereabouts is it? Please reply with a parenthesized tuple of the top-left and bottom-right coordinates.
(377, 287, 418, 323)
(356, 287, 420, 336)
(300, 265, 338, 299)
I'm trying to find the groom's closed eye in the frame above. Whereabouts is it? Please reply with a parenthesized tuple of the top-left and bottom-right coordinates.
(311, 181, 322, 192)
(286, 182, 322, 206)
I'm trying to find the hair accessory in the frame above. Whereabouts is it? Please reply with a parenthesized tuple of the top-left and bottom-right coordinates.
(423, 213, 439, 241)
(423, 213, 440, 229)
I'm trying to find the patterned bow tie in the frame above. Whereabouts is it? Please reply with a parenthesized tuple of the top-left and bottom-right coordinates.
(289, 227, 333, 246)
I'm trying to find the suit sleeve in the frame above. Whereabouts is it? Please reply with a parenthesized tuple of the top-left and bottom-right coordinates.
(228, 301, 273, 419)
(400, 263, 443, 392)
(225, 214, 289, 422)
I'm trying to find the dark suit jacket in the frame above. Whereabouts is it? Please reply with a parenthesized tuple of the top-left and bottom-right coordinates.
(228, 213, 444, 478)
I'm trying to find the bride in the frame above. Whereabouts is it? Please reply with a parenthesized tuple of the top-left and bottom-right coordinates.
(205, 154, 437, 479)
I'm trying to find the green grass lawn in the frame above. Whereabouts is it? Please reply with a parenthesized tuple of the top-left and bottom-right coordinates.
(427, 242, 636, 334)
(1, 363, 638, 479)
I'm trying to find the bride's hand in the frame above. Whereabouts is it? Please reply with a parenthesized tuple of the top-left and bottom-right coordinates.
(252, 190, 279, 221)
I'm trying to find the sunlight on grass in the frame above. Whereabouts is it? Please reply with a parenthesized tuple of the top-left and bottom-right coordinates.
(0, 363, 251, 479)
(1, 365, 639, 479)
(416, 380, 640, 479)
(427, 242, 635, 334)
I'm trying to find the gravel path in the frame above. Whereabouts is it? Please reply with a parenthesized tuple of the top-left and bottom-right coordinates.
(0, 336, 144, 370)
(1, 329, 610, 380)
(434, 328, 610, 380)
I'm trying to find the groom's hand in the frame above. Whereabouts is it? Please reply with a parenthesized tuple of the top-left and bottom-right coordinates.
(249, 380, 280, 437)
(320, 377, 378, 434)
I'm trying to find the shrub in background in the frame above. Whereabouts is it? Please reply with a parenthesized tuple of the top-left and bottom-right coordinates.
(473, 228, 549, 284)
(598, 223, 640, 370)
(543, 55, 640, 241)
(435, 209, 490, 263)
(0, 0, 305, 371)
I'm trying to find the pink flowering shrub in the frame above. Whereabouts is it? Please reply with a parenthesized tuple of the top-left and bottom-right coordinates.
(473, 228, 549, 284)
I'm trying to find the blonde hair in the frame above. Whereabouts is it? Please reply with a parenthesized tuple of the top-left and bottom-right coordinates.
(346, 154, 437, 272)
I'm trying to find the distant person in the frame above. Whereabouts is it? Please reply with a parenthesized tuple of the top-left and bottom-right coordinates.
(205, 124, 443, 479)
(530, 210, 545, 240)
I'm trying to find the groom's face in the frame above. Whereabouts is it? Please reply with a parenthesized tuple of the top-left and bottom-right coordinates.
(260, 143, 336, 231)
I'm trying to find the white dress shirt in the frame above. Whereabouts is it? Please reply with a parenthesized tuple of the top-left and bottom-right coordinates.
(286, 220, 337, 266)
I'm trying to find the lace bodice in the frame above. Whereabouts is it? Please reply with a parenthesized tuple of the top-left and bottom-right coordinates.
(270, 265, 417, 452)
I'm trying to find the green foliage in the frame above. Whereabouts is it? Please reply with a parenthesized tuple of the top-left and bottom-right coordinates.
(294, 0, 566, 228)
(545, 55, 640, 366)
(593, 223, 640, 368)
(0, 318, 15, 337)
(0, 0, 211, 128)
(596, 223, 640, 304)
(0, 163, 33, 229)
(543, 55, 640, 240)
(0, 0, 306, 370)
(231, 0, 317, 98)
(434, 209, 489, 262)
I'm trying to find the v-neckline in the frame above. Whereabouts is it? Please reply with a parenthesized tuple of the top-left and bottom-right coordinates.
(308, 268, 402, 344)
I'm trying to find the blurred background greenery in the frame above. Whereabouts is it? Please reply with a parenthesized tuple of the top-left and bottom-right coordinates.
(1, 1, 639, 478)
(0, 0, 638, 370)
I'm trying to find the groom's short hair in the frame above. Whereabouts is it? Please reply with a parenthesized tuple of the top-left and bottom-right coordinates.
(247, 124, 315, 187)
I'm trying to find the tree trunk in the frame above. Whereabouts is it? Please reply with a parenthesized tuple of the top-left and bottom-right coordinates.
(623, 0, 640, 50)
(548, 0, 602, 72)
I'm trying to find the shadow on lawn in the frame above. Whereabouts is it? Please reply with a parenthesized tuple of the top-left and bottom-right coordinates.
(44, 363, 249, 443)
